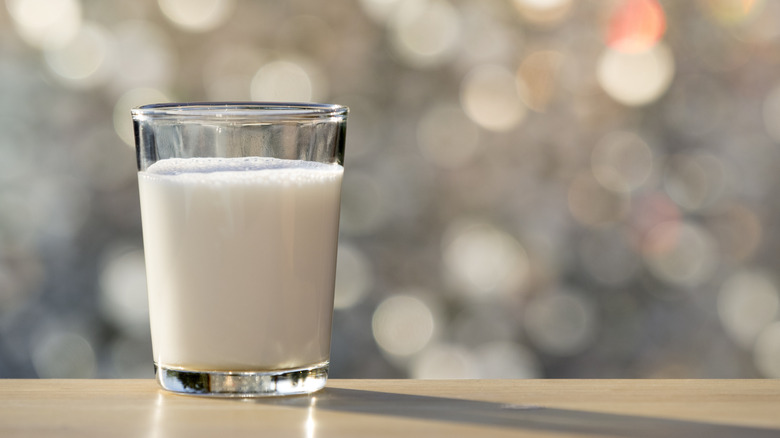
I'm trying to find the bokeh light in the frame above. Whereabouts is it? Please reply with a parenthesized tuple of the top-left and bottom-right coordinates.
(512, 0, 572, 27)
(628, 192, 681, 248)
(43, 22, 114, 89)
(358, 0, 404, 24)
(641, 221, 717, 289)
(606, 0, 666, 53)
(523, 289, 597, 356)
(442, 220, 529, 299)
(461, 64, 527, 132)
(3, 0, 780, 381)
(5, 0, 81, 49)
(753, 321, 780, 378)
(333, 243, 373, 310)
(388, 0, 461, 68)
(591, 131, 654, 193)
(372, 294, 437, 357)
(663, 152, 730, 211)
(597, 42, 675, 106)
(718, 270, 779, 348)
(98, 246, 149, 340)
(250, 58, 325, 103)
(700, 0, 761, 27)
(31, 330, 96, 378)
(729, 0, 780, 44)
(157, 0, 234, 32)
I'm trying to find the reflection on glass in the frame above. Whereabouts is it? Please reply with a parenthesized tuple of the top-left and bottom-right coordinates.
(306, 397, 316, 438)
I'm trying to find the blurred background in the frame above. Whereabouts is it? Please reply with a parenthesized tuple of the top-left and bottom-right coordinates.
(2, 0, 780, 379)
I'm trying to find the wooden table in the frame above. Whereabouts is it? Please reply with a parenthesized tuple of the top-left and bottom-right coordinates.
(1, 379, 779, 437)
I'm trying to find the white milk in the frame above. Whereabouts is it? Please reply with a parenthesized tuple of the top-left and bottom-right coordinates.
(138, 157, 343, 372)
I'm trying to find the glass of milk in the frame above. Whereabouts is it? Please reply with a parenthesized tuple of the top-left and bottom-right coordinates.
(131, 102, 348, 397)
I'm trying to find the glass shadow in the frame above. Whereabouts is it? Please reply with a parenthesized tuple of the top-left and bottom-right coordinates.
(254, 387, 780, 438)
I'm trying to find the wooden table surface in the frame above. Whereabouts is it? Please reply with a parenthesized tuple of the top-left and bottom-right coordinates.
(1, 379, 779, 437)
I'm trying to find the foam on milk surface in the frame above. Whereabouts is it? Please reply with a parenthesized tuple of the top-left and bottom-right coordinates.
(143, 156, 343, 184)
(138, 156, 343, 372)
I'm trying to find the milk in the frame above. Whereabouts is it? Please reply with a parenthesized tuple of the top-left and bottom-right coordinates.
(138, 157, 343, 372)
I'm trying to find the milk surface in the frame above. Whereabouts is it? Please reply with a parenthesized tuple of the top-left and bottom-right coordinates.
(138, 157, 343, 371)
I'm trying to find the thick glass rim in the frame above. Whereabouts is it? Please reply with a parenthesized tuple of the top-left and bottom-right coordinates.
(131, 102, 348, 120)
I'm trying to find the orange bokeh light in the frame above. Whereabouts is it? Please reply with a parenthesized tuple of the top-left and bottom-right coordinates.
(607, 0, 667, 53)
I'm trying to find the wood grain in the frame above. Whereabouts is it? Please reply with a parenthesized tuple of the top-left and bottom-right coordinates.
(0, 379, 778, 437)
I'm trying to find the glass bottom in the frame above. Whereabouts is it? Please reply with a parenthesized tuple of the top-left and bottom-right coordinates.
(154, 362, 328, 397)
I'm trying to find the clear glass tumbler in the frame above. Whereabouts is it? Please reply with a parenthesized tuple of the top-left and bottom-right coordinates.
(131, 102, 348, 397)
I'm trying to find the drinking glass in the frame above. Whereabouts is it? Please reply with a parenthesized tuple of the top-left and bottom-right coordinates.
(132, 102, 348, 397)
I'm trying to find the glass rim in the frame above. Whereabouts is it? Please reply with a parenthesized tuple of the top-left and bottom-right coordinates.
(131, 102, 348, 121)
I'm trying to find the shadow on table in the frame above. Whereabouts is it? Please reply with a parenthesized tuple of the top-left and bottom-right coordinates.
(254, 387, 779, 438)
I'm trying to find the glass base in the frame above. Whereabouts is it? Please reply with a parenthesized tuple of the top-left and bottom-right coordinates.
(154, 362, 328, 397)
